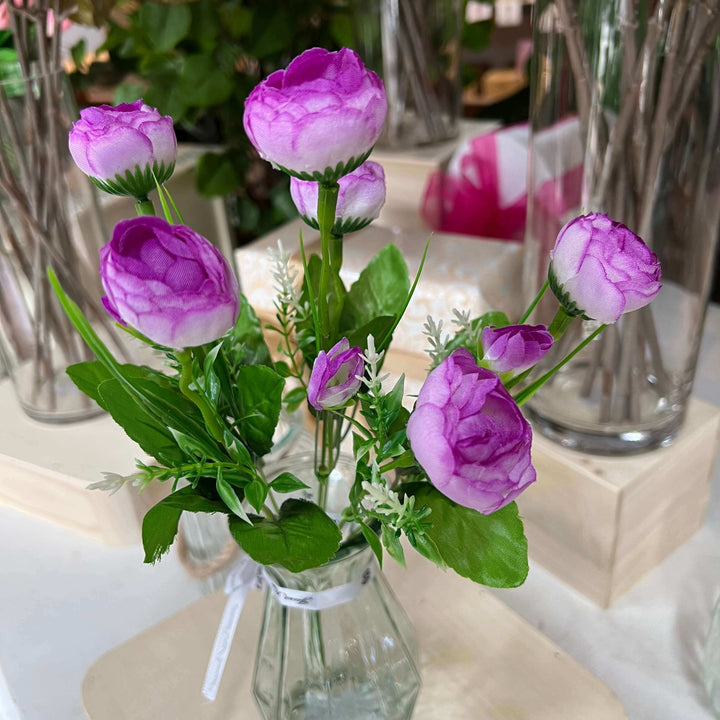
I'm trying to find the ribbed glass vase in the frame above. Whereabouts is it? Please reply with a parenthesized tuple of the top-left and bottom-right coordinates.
(252, 454, 421, 720)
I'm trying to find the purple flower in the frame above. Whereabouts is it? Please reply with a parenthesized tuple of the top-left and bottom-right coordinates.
(550, 213, 661, 324)
(69, 100, 177, 197)
(290, 161, 386, 234)
(406, 349, 536, 515)
(481, 324, 553, 375)
(307, 338, 364, 410)
(243, 48, 387, 183)
(100, 217, 239, 348)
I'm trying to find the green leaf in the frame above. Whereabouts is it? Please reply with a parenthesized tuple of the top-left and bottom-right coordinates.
(68, 362, 183, 466)
(283, 386, 306, 413)
(224, 295, 273, 368)
(219, 4, 252, 38)
(196, 152, 240, 198)
(411, 532, 445, 568)
(360, 522, 383, 568)
(228, 499, 341, 572)
(180, 54, 234, 108)
(478, 311, 511, 330)
(142, 485, 228, 563)
(341, 245, 410, 334)
(269, 472, 310, 494)
(216, 469, 251, 523)
(138, 2, 191, 53)
(234, 365, 285, 456)
(344, 316, 395, 354)
(381, 524, 406, 567)
(274, 361, 292, 378)
(403, 483, 528, 587)
(245, 478, 268, 514)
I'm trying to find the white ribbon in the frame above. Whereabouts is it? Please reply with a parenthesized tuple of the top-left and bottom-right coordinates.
(202, 554, 375, 702)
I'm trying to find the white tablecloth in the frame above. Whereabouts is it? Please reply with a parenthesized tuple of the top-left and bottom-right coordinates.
(1, 305, 719, 720)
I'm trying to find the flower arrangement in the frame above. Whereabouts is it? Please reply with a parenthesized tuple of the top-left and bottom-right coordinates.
(54, 45, 660, 704)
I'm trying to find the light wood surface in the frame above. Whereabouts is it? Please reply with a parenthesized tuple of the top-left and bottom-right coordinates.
(520, 397, 720, 606)
(82, 550, 627, 720)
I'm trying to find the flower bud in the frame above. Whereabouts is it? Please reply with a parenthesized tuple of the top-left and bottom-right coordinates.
(69, 100, 177, 198)
(290, 161, 386, 234)
(307, 338, 364, 410)
(481, 324, 553, 375)
(244, 48, 387, 183)
(100, 217, 239, 348)
(549, 213, 661, 324)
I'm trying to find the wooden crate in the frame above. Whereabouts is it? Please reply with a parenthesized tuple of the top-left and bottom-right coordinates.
(519, 398, 720, 607)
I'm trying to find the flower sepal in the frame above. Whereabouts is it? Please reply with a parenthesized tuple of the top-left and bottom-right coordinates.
(275, 148, 373, 184)
(90, 161, 175, 199)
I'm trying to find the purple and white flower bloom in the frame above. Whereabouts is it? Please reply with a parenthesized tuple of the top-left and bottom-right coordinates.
(549, 213, 661, 324)
(290, 161, 386, 234)
(100, 217, 239, 348)
(69, 100, 177, 198)
(481, 324, 553, 375)
(307, 338, 365, 410)
(243, 48, 387, 183)
(407, 349, 536, 515)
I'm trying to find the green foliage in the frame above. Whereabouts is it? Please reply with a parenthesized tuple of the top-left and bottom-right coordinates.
(103, 0, 353, 240)
(340, 245, 410, 336)
(142, 485, 229, 563)
(229, 499, 342, 572)
(233, 365, 285, 456)
(402, 483, 529, 588)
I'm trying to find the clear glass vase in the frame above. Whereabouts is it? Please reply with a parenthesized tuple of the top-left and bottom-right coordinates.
(352, 0, 462, 148)
(252, 454, 422, 720)
(0, 65, 128, 422)
(523, 0, 720, 453)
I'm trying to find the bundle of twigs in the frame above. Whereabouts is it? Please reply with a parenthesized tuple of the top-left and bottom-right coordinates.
(545, 0, 720, 426)
(0, 0, 124, 415)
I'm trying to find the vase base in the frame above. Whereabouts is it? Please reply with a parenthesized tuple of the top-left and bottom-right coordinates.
(525, 404, 684, 456)
(274, 676, 418, 720)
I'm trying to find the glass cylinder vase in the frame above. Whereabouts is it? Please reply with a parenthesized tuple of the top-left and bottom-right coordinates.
(0, 65, 127, 422)
(352, 0, 462, 148)
(523, 0, 720, 453)
(252, 453, 422, 720)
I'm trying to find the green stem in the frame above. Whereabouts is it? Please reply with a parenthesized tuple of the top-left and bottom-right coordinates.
(547, 306, 576, 340)
(519, 279, 549, 323)
(317, 182, 339, 349)
(514, 324, 606, 406)
(329, 233, 343, 273)
(135, 196, 155, 216)
(176, 349, 224, 442)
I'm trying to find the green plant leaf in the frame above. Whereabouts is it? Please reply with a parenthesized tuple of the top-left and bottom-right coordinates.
(138, 2, 191, 53)
(68, 362, 182, 466)
(224, 295, 273, 368)
(340, 244, 410, 334)
(180, 54, 234, 108)
(403, 483, 528, 587)
(360, 521, 383, 568)
(196, 152, 240, 198)
(269, 472, 310, 494)
(142, 485, 229, 563)
(283, 386, 306, 413)
(381, 524, 406, 567)
(245, 478, 268, 513)
(216, 468, 251, 523)
(228, 499, 341, 572)
(234, 365, 285, 456)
